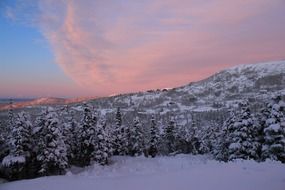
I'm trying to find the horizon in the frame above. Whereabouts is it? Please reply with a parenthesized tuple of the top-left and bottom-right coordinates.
(1, 0, 285, 98)
(1, 59, 284, 100)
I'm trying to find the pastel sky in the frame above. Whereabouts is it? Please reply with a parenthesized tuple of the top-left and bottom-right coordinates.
(0, 0, 285, 98)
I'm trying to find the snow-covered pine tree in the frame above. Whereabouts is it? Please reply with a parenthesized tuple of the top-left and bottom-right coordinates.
(0, 127, 6, 161)
(213, 109, 235, 161)
(6, 99, 15, 150)
(0, 120, 9, 164)
(164, 116, 176, 155)
(1, 112, 33, 180)
(33, 108, 48, 134)
(30, 108, 49, 176)
(198, 125, 213, 154)
(226, 101, 260, 161)
(189, 114, 200, 155)
(92, 117, 110, 165)
(148, 115, 159, 157)
(7, 99, 14, 130)
(128, 116, 144, 156)
(261, 96, 285, 162)
(77, 103, 97, 166)
(101, 114, 114, 158)
(0, 134, 6, 181)
(112, 107, 127, 155)
(207, 120, 221, 154)
(116, 107, 122, 126)
(176, 124, 193, 154)
(36, 107, 68, 176)
(60, 105, 79, 164)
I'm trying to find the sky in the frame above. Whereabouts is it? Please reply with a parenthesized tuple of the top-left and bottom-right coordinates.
(0, 0, 285, 98)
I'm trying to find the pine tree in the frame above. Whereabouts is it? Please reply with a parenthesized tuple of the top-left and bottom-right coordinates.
(92, 118, 110, 165)
(129, 116, 144, 156)
(6, 99, 15, 150)
(61, 105, 78, 164)
(261, 96, 285, 162)
(36, 108, 68, 176)
(77, 103, 97, 166)
(213, 109, 235, 161)
(148, 115, 159, 157)
(101, 115, 113, 158)
(226, 102, 260, 161)
(199, 125, 213, 154)
(8, 99, 14, 130)
(112, 107, 127, 155)
(189, 114, 200, 155)
(0, 128, 6, 160)
(0, 121, 9, 163)
(175, 124, 193, 154)
(116, 107, 122, 126)
(1, 112, 33, 180)
(165, 116, 176, 155)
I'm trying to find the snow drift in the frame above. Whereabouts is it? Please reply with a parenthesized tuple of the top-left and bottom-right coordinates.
(1, 155, 285, 190)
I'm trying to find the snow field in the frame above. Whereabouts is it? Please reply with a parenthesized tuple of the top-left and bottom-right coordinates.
(1, 155, 285, 190)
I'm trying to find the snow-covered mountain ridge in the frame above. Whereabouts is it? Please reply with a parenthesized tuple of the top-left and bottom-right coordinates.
(1, 60, 284, 113)
(176, 60, 285, 101)
(88, 60, 285, 117)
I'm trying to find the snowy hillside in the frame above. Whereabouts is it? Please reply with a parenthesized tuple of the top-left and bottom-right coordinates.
(1, 155, 285, 190)
(81, 60, 285, 123)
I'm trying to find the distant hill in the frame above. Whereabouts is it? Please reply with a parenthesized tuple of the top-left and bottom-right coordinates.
(0, 97, 96, 111)
(85, 60, 285, 116)
(1, 60, 284, 113)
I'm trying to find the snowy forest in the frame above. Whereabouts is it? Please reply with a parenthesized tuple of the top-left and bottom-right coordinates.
(0, 94, 284, 181)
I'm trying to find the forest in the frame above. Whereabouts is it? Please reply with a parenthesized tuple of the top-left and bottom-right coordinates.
(0, 96, 284, 181)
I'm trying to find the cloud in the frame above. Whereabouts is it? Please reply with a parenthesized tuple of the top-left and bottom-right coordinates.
(7, 0, 285, 96)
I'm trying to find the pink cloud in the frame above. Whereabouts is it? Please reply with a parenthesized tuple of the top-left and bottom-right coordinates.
(35, 0, 285, 96)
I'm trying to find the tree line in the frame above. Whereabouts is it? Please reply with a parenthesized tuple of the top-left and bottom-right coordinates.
(0, 96, 284, 181)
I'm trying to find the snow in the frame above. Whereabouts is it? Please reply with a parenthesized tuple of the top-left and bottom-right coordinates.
(1, 155, 285, 190)
(265, 124, 281, 133)
(229, 142, 241, 150)
(226, 60, 285, 77)
(1, 155, 26, 167)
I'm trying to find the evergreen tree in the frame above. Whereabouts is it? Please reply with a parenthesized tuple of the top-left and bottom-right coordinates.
(116, 107, 122, 126)
(0, 121, 9, 162)
(101, 115, 114, 158)
(6, 99, 15, 150)
(77, 103, 97, 166)
(213, 109, 235, 161)
(36, 108, 68, 176)
(148, 115, 159, 157)
(1, 112, 33, 180)
(0, 129, 6, 160)
(32, 108, 49, 175)
(129, 116, 144, 156)
(7, 99, 14, 130)
(164, 116, 176, 155)
(189, 114, 200, 155)
(199, 125, 213, 154)
(92, 117, 110, 165)
(176, 124, 192, 154)
(112, 107, 127, 155)
(61, 106, 79, 164)
(261, 96, 285, 162)
(226, 102, 260, 160)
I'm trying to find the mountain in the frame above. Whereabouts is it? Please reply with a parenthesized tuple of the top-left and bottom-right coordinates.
(85, 60, 285, 117)
(1, 60, 284, 113)
(0, 97, 96, 111)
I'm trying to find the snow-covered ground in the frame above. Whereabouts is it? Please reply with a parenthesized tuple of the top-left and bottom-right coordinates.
(1, 155, 285, 190)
